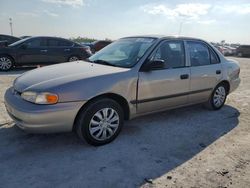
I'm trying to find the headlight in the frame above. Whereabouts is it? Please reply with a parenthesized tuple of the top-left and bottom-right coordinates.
(21, 91, 58, 104)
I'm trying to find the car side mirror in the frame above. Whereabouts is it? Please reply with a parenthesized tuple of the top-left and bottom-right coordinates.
(141, 59, 165, 72)
(20, 44, 28, 49)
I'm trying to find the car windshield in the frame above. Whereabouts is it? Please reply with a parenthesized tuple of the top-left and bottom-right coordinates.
(8, 38, 30, 47)
(88, 37, 156, 68)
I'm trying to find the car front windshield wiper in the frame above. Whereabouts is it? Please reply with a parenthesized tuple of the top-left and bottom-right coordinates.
(91, 59, 118, 67)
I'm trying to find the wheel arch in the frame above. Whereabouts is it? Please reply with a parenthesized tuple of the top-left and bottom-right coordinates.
(217, 80, 230, 94)
(73, 93, 130, 131)
(0, 53, 15, 64)
(68, 54, 80, 61)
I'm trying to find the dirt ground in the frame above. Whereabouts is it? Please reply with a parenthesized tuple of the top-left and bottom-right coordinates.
(0, 57, 249, 188)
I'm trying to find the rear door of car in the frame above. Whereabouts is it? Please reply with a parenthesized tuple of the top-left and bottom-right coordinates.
(17, 37, 48, 64)
(186, 40, 222, 104)
(137, 40, 190, 114)
(46, 38, 74, 63)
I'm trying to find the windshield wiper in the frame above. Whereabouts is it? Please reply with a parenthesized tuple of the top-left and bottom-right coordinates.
(91, 59, 117, 67)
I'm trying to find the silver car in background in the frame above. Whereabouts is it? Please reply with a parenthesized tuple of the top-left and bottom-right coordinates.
(4, 36, 241, 146)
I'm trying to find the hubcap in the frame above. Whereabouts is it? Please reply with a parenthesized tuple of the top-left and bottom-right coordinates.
(213, 86, 226, 108)
(69, 56, 78, 62)
(89, 108, 119, 141)
(0, 57, 12, 70)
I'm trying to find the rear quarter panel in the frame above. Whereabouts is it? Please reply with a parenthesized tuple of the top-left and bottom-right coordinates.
(221, 58, 241, 92)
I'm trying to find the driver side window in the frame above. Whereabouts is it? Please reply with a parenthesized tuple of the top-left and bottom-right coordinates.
(153, 40, 185, 69)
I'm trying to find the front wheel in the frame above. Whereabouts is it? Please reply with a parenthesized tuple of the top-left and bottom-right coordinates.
(0, 56, 13, 71)
(75, 98, 124, 146)
(205, 84, 228, 110)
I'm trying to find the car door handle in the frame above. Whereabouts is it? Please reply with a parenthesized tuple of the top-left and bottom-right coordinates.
(180, 74, 189, 79)
(64, 49, 70, 51)
(216, 70, 221, 74)
(40, 49, 47, 53)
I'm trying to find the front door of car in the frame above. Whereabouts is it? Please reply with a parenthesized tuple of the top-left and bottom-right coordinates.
(186, 41, 223, 103)
(17, 38, 48, 64)
(137, 40, 190, 114)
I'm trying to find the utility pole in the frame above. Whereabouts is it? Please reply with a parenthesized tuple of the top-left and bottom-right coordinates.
(9, 18, 13, 36)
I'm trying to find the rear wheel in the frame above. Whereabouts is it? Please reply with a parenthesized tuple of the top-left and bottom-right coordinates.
(75, 98, 124, 146)
(205, 83, 227, 110)
(68, 56, 79, 62)
(0, 55, 13, 71)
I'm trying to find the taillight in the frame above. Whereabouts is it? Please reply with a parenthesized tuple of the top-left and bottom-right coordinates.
(82, 47, 92, 55)
(236, 68, 240, 77)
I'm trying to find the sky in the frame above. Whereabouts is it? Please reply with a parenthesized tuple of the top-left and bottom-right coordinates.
(0, 0, 250, 44)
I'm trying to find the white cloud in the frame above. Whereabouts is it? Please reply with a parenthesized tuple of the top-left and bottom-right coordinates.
(214, 4, 250, 15)
(41, 0, 84, 8)
(197, 19, 216, 25)
(142, 3, 250, 23)
(175, 3, 211, 19)
(43, 10, 59, 17)
(16, 10, 59, 18)
(17, 12, 39, 17)
(142, 5, 178, 17)
(142, 3, 211, 20)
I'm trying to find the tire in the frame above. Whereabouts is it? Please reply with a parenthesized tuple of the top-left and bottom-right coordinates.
(205, 83, 228, 110)
(75, 98, 124, 146)
(68, 56, 79, 62)
(0, 55, 14, 71)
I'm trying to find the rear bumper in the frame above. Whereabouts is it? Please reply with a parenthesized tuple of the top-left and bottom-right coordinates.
(4, 87, 85, 133)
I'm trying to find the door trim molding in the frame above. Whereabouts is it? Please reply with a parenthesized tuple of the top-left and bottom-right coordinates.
(130, 88, 213, 104)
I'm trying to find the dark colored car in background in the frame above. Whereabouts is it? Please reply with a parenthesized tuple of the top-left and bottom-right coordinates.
(0, 36, 91, 71)
(0, 34, 20, 48)
(91, 40, 112, 53)
(81, 40, 112, 54)
(20, 36, 32, 39)
(236, 45, 250, 57)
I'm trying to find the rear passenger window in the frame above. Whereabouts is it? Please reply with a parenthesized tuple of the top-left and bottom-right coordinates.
(153, 40, 185, 69)
(47, 39, 73, 47)
(187, 41, 210, 66)
(58, 40, 73, 47)
(47, 39, 59, 47)
(187, 41, 220, 66)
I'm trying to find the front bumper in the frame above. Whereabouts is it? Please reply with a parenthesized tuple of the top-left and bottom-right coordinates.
(4, 87, 85, 133)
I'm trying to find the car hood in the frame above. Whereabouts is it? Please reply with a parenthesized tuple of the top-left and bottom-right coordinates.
(14, 61, 129, 92)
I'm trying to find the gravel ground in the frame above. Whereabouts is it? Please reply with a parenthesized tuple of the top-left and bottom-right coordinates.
(0, 58, 249, 188)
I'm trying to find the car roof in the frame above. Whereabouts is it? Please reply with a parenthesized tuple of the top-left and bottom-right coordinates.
(27, 36, 72, 41)
(122, 35, 205, 41)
